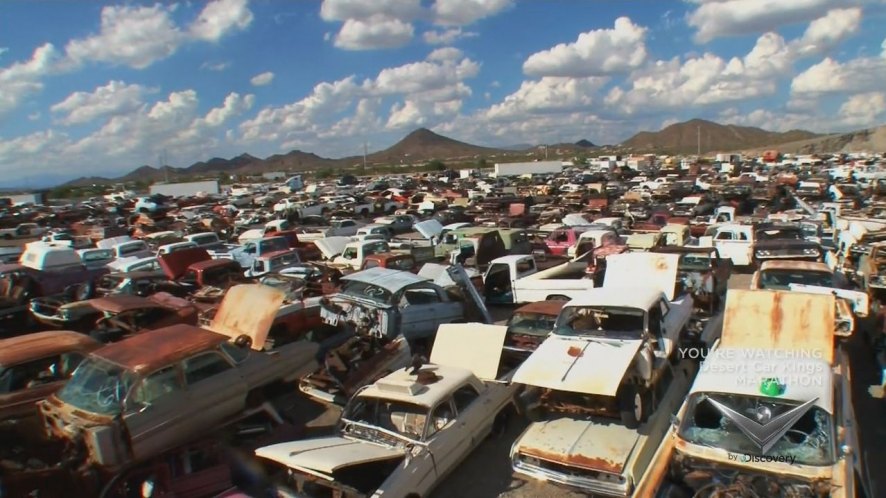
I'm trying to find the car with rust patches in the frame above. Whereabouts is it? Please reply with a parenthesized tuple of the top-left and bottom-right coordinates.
(750, 260, 868, 339)
(513, 253, 695, 429)
(653, 245, 732, 316)
(256, 324, 519, 498)
(30, 292, 199, 337)
(752, 223, 823, 267)
(360, 252, 419, 273)
(637, 289, 864, 498)
(502, 300, 565, 367)
(39, 284, 320, 474)
(0, 331, 101, 440)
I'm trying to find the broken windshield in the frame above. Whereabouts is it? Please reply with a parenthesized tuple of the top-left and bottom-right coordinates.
(679, 393, 835, 466)
(56, 357, 137, 416)
(554, 306, 645, 338)
(507, 311, 558, 337)
(341, 281, 393, 304)
(342, 396, 430, 442)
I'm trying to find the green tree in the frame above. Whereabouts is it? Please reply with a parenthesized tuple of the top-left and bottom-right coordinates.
(426, 159, 446, 171)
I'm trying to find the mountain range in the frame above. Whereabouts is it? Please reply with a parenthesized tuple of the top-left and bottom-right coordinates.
(61, 119, 877, 188)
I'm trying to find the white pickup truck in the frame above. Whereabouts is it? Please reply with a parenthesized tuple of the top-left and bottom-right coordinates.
(315, 237, 391, 271)
(483, 255, 593, 305)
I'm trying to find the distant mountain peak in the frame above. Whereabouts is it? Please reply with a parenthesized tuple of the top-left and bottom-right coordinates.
(575, 139, 596, 148)
(621, 118, 821, 154)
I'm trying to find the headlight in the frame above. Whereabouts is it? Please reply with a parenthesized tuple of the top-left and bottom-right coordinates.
(756, 250, 771, 257)
(802, 248, 820, 256)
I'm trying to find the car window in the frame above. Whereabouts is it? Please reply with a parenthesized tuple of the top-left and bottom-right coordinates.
(426, 400, 455, 439)
(184, 352, 232, 385)
(220, 342, 249, 364)
(0, 355, 65, 393)
(402, 288, 441, 306)
(452, 384, 480, 413)
(738, 231, 749, 241)
(132, 366, 182, 405)
(715, 231, 733, 240)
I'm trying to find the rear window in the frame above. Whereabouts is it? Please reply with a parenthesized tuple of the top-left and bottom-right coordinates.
(119, 242, 148, 256)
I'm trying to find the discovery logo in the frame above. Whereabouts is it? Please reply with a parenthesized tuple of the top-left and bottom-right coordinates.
(704, 396, 818, 454)
(728, 453, 797, 465)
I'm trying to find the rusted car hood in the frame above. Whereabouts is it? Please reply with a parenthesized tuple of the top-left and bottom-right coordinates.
(515, 418, 640, 475)
(255, 436, 404, 474)
(206, 284, 285, 350)
(158, 247, 210, 280)
(513, 335, 643, 396)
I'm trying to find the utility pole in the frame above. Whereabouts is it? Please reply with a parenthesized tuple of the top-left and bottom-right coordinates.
(362, 142, 368, 174)
(697, 126, 701, 157)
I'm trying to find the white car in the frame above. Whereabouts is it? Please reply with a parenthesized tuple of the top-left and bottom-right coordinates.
(256, 323, 519, 498)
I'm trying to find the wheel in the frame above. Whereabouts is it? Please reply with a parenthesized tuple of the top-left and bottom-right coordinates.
(489, 409, 511, 439)
(75, 281, 95, 301)
(617, 384, 650, 429)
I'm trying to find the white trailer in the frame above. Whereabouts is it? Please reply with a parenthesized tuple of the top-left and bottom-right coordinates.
(149, 180, 219, 197)
(493, 160, 563, 177)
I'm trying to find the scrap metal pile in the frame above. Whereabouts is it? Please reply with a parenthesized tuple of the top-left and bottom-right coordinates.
(0, 152, 882, 497)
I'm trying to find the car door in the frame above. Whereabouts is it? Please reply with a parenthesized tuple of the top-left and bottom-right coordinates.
(414, 398, 466, 495)
(713, 229, 749, 266)
(0, 354, 73, 423)
(181, 351, 248, 434)
(124, 364, 190, 462)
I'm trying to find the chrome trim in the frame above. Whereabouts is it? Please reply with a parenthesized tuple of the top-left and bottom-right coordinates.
(512, 458, 631, 497)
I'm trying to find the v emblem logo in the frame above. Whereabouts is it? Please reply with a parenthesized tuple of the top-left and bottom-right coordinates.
(705, 396, 819, 454)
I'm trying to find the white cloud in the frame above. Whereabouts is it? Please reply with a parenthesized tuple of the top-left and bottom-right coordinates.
(334, 15, 415, 50)
(792, 8, 862, 56)
(200, 61, 231, 71)
(522, 17, 648, 77)
(0, 48, 8, 57)
(201, 92, 256, 127)
(0, 43, 60, 116)
(686, 0, 874, 43)
(189, 0, 253, 42)
(63, 4, 183, 69)
(64, 0, 252, 69)
(238, 49, 479, 142)
(250, 71, 275, 86)
(432, 0, 514, 26)
(485, 77, 607, 121)
(28, 112, 41, 121)
(320, 0, 423, 22)
(839, 91, 886, 126)
(50, 80, 155, 125)
(423, 27, 477, 45)
(791, 56, 886, 95)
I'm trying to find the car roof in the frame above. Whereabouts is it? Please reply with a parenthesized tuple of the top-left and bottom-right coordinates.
(0, 331, 100, 366)
(93, 324, 227, 373)
(358, 364, 476, 408)
(340, 267, 428, 292)
(564, 286, 662, 310)
(514, 300, 566, 315)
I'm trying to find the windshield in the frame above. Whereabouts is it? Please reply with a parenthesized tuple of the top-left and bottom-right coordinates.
(341, 280, 393, 304)
(679, 393, 835, 466)
(554, 306, 645, 338)
(679, 253, 712, 271)
(759, 269, 833, 290)
(56, 358, 137, 416)
(342, 396, 429, 442)
(260, 238, 289, 253)
(507, 311, 558, 337)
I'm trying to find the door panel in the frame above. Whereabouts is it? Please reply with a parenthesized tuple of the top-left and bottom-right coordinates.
(125, 365, 189, 462)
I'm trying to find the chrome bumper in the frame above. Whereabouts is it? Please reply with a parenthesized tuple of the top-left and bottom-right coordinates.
(512, 458, 631, 497)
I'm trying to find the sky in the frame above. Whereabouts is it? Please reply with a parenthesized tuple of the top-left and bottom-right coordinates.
(1, 0, 886, 188)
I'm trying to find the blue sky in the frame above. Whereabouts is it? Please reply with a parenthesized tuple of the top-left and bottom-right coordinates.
(1, 0, 885, 187)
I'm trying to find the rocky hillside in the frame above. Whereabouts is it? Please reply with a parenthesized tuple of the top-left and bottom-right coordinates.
(621, 119, 820, 154)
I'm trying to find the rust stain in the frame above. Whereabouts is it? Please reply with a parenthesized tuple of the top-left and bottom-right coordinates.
(567, 346, 584, 357)
(771, 291, 783, 343)
(521, 447, 625, 474)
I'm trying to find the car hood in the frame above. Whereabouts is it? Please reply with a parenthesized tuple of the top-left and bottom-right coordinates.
(255, 436, 405, 475)
(753, 239, 819, 251)
(515, 418, 640, 475)
(413, 219, 444, 239)
(513, 335, 642, 396)
(315, 237, 351, 260)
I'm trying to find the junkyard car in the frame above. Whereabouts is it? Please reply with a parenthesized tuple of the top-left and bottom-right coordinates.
(40, 284, 319, 473)
(513, 253, 694, 427)
(750, 260, 868, 338)
(0, 331, 100, 438)
(859, 241, 886, 304)
(653, 245, 732, 315)
(641, 290, 864, 498)
(256, 323, 518, 498)
(319, 267, 465, 353)
(502, 300, 564, 367)
(752, 223, 823, 267)
(30, 292, 199, 336)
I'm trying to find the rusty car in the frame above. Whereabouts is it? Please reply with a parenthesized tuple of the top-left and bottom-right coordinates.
(256, 323, 519, 498)
(502, 300, 565, 367)
(652, 245, 733, 315)
(639, 290, 864, 498)
(39, 284, 320, 474)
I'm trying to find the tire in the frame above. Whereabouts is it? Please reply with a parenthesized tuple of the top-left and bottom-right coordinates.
(75, 281, 95, 301)
(489, 409, 511, 439)
(618, 384, 650, 429)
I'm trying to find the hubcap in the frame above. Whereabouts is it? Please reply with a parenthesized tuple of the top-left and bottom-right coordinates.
(634, 392, 643, 420)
